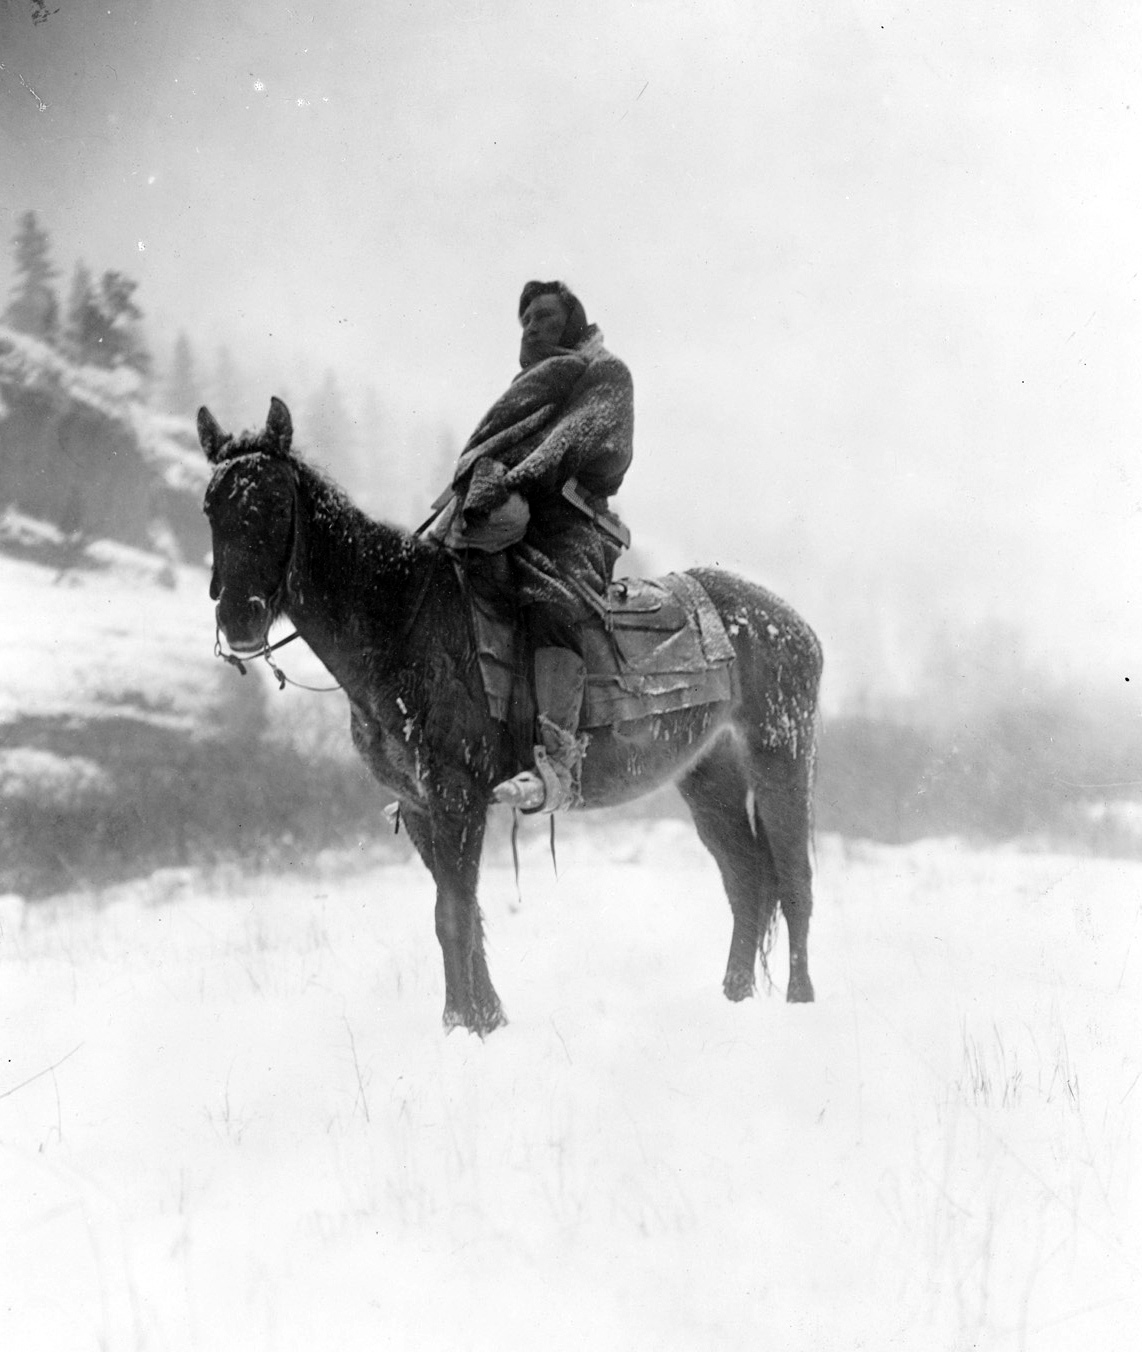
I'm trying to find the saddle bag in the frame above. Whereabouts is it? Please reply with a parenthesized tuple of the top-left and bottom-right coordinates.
(464, 569, 736, 732)
(578, 574, 735, 726)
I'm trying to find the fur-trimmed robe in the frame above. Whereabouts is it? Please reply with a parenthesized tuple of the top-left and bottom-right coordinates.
(440, 326, 634, 617)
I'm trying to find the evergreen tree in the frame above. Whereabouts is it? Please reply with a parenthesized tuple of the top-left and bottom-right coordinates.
(352, 384, 389, 514)
(62, 261, 102, 364)
(356, 384, 389, 459)
(3, 210, 59, 342)
(208, 344, 246, 427)
(430, 424, 459, 491)
(95, 271, 151, 374)
(164, 331, 201, 416)
(401, 420, 457, 527)
(60, 263, 151, 373)
(53, 486, 91, 584)
(305, 369, 359, 492)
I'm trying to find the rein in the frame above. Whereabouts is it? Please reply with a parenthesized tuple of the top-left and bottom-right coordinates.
(214, 625, 341, 693)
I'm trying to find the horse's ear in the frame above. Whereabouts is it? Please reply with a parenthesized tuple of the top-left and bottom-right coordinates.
(265, 397, 293, 455)
(197, 406, 227, 462)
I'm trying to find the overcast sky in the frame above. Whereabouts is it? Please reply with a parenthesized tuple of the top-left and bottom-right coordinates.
(2, 0, 1139, 701)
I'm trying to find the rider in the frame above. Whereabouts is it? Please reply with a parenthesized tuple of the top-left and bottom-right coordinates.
(423, 280, 634, 811)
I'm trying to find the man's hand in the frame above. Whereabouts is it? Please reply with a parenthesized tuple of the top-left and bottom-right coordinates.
(462, 457, 511, 521)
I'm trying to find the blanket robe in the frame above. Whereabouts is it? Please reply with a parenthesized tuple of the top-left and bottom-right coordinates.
(434, 326, 634, 621)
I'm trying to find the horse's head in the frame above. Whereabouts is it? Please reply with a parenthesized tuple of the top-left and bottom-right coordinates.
(199, 396, 299, 656)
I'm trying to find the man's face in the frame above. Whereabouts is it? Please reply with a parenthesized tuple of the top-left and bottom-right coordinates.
(519, 293, 570, 368)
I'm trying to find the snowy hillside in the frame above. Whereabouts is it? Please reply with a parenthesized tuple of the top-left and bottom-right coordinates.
(0, 327, 203, 491)
(0, 536, 382, 897)
(1, 826, 1139, 1351)
(1, 533, 217, 728)
(0, 325, 210, 562)
(0, 526, 363, 737)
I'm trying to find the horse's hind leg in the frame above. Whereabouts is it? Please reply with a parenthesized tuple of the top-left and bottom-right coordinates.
(677, 744, 779, 1002)
(746, 749, 815, 1003)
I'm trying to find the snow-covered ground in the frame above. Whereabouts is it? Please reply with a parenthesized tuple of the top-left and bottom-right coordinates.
(2, 823, 1139, 1352)
(2, 535, 1139, 1348)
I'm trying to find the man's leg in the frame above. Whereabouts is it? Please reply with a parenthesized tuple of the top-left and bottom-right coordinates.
(494, 605, 588, 813)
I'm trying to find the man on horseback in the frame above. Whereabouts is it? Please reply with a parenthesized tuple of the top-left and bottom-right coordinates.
(423, 280, 634, 812)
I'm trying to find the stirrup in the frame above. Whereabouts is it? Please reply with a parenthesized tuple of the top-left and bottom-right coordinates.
(492, 747, 570, 814)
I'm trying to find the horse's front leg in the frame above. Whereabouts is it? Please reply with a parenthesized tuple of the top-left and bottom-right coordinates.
(402, 802, 505, 1036)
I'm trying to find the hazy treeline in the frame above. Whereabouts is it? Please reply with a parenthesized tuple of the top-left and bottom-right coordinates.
(7, 660, 1139, 900)
(817, 694, 1141, 855)
(0, 676, 406, 899)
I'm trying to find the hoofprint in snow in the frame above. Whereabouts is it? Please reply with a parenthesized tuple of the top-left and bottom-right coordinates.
(2, 825, 1139, 1352)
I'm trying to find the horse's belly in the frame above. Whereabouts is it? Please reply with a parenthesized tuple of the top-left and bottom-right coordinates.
(578, 702, 733, 808)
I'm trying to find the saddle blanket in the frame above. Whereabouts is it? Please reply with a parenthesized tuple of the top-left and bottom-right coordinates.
(470, 571, 736, 730)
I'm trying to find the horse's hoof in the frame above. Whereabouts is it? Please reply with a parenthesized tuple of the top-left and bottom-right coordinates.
(442, 1001, 508, 1037)
(472, 1000, 508, 1038)
(786, 975, 815, 1003)
(722, 969, 756, 1002)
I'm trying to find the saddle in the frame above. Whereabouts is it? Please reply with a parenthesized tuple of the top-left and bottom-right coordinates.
(468, 571, 736, 733)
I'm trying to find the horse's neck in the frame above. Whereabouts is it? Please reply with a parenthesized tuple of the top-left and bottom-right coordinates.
(288, 466, 434, 675)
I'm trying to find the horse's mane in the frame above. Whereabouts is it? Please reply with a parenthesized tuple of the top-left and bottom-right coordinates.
(286, 445, 436, 583)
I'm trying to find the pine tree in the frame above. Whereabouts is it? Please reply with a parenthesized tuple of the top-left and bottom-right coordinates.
(401, 420, 457, 527)
(305, 370, 359, 492)
(60, 263, 152, 373)
(351, 384, 389, 516)
(164, 331, 200, 416)
(3, 210, 59, 342)
(356, 384, 389, 457)
(96, 271, 151, 374)
(62, 261, 102, 364)
(210, 345, 243, 426)
(430, 424, 459, 491)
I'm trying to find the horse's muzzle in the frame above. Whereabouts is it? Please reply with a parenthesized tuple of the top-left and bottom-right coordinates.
(216, 595, 270, 655)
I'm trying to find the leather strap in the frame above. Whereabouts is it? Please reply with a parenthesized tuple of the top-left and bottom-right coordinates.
(561, 477, 631, 549)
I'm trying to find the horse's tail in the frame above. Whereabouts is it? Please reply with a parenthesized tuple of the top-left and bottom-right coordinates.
(807, 706, 823, 871)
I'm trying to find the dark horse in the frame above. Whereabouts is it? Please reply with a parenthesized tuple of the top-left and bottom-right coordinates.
(198, 398, 823, 1035)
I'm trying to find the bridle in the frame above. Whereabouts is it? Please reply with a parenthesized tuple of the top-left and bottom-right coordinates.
(211, 455, 341, 693)
(213, 624, 327, 689)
